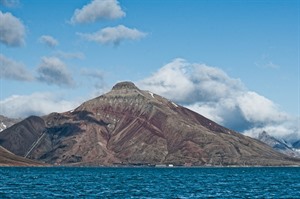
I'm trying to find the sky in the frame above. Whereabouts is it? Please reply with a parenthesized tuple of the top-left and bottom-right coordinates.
(0, 0, 299, 141)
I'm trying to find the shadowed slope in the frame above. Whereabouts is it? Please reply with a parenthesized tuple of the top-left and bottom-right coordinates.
(0, 146, 44, 166)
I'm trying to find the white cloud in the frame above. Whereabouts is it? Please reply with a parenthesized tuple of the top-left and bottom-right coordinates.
(264, 61, 280, 69)
(244, 119, 300, 142)
(255, 60, 280, 69)
(187, 103, 224, 124)
(138, 58, 299, 141)
(139, 58, 195, 103)
(39, 35, 59, 48)
(0, 11, 25, 47)
(71, 0, 125, 24)
(255, 53, 280, 69)
(37, 56, 75, 87)
(140, 58, 244, 104)
(0, 92, 80, 118)
(236, 91, 288, 124)
(78, 25, 147, 46)
(0, 54, 33, 81)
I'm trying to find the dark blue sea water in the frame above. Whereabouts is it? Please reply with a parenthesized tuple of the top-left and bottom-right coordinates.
(0, 167, 299, 198)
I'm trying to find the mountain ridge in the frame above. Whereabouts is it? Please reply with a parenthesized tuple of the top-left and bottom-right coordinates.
(0, 115, 21, 132)
(0, 145, 45, 166)
(1, 82, 299, 166)
(257, 131, 300, 158)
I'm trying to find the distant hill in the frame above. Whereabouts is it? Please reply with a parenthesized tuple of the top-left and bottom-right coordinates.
(0, 82, 299, 166)
(293, 140, 300, 149)
(0, 115, 21, 132)
(258, 131, 300, 158)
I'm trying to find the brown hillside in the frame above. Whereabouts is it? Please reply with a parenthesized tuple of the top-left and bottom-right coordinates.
(0, 146, 44, 166)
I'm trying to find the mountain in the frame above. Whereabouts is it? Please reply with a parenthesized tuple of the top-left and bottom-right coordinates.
(0, 115, 21, 132)
(293, 141, 300, 156)
(293, 140, 300, 149)
(0, 115, 46, 166)
(257, 131, 300, 158)
(0, 116, 46, 157)
(0, 146, 45, 166)
(0, 82, 299, 166)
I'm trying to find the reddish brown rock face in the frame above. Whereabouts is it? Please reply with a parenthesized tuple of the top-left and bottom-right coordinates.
(1, 82, 299, 166)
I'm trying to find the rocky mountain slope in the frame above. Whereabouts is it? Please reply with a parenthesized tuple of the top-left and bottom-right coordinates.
(0, 82, 299, 166)
(293, 140, 300, 149)
(0, 116, 46, 166)
(0, 146, 44, 166)
(258, 131, 300, 158)
(0, 115, 21, 132)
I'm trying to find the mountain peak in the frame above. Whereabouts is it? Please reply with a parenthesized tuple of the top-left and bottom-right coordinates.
(112, 81, 139, 91)
(258, 131, 269, 139)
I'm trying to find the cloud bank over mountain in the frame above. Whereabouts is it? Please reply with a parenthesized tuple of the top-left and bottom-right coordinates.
(139, 58, 299, 141)
(1, 0, 297, 145)
(0, 92, 80, 118)
(1, 56, 297, 141)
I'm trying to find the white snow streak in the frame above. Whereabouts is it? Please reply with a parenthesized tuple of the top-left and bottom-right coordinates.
(148, 92, 154, 98)
(171, 102, 178, 107)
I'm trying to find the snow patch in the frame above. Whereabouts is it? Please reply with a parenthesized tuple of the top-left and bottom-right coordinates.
(0, 122, 6, 132)
(148, 92, 155, 98)
(171, 102, 178, 107)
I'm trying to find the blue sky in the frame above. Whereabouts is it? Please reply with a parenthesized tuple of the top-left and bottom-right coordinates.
(0, 0, 299, 140)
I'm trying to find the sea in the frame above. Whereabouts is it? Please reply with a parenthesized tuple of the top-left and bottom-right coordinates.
(0, 167, 299, 198)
